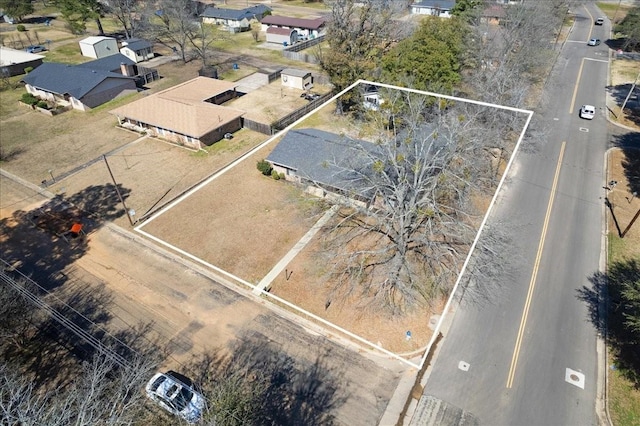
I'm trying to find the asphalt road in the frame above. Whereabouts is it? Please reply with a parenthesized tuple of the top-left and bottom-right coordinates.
(419, 6, 611, 425)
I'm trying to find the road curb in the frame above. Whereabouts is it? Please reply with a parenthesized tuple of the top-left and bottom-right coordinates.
(596, 150, 613, 426)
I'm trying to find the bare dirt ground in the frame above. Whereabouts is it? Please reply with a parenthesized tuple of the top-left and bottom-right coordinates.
(139, 138, 440, 354)
(0, 174, 405, 426)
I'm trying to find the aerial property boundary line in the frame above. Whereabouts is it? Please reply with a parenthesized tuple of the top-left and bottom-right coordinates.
(135, 80, 534, 368)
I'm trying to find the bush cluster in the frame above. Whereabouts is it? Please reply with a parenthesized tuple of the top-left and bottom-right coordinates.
(21, 93, 38, 106)
(256, 159, 272, 176)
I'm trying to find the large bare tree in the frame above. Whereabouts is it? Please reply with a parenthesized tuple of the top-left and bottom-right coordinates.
(316, 90, 526, 312)
(148, 0, 196, 63)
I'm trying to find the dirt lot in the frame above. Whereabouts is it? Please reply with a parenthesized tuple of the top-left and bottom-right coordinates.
(140, 139, 441, 355)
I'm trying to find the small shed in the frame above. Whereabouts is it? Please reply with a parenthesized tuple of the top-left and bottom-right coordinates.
(266, 27, 297, 45)
(281, 68, 313, 90)
(120, 38, 154, 63)
(79, 36, 118, 59)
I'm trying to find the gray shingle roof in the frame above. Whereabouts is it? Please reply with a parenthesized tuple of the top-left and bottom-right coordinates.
(267, 129, 379, 196)
(122, 38, 152, 51)
(75, 53, 135, 73)
(201, 4, 271, 20)
(22, 62, 133, 99)
(412, 0, 456, 9)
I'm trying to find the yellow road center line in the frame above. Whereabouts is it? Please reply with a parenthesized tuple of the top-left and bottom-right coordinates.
(506, 141, 566, 389)
(569, 58, 585, 114)
(585, 6, 594, 40)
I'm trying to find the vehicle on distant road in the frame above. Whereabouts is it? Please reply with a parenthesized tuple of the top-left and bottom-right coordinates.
(579, 105, 596, 120)
(587, 38, 601, 46)
(25, 45, 47, 53)
(595, 17, 604, 25)
(146, 371, 205, 424)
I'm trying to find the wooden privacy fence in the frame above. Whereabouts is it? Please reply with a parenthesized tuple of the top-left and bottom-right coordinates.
(241, 92, 334, 136)
(282, 35, 325, 64)
(271, 92, 334, 132)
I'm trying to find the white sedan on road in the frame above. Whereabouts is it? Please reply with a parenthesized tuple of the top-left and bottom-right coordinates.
(579, 104, 596, 120)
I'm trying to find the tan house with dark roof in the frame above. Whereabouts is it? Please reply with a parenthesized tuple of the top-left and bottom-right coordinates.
(110, 77, 244, 149)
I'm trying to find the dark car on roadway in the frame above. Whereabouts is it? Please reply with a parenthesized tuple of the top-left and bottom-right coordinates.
(25, 45, 47, 53)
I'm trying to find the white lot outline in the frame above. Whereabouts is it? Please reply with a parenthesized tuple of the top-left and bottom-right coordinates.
(135, 79, 533, 369)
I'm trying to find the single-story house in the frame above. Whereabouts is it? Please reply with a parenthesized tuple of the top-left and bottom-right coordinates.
(481, 4, 506, 25)
(79, 36, 118, 59)
(119, 38, 154, 63)
(201, 5, 271, 32)
(261, 15, 325, 41)
(281, 68, 313, 90)
(266, 128, 379, 203)
(0, 46, 44, 77)
(22, 63, 137, 111)
(110, 77, 244, 149)
(410, 0, 455, 17)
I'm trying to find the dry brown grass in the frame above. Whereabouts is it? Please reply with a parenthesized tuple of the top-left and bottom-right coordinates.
(606, 148, 640, 426)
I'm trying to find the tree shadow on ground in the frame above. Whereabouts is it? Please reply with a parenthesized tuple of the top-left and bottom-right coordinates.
(184, 333, 348, 425)
(0, 267, 164, 393)
(0, 183, 131, 290)
(620, 144, 640, 196)
(606, 83, 640, 127)
(578, 258, 640, 388)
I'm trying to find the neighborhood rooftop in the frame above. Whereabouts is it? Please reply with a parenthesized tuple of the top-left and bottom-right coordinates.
(0, 46, 44, 65)
(121, 38, 153, 50)
(201, 4, 271, 20)
(75, 53, 135, 72)
(21, 63, 133, 98)
(267, 128, 380, 196)
(260, 15, 325, 30)
(110, 77, 244, 139)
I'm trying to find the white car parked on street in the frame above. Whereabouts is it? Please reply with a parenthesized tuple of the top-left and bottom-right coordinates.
(579, 104, 596, 120)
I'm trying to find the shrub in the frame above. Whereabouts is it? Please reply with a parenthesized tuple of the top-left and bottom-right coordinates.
(257, 159, 272, 176)
(16, 25, 26, 32)
(36, 101, 48, 109)
(21, 93, 38, 106)
(23, 66, 33, 74)
(271, 169, 280, 180)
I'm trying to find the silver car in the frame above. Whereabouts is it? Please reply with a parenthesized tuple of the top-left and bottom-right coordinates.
(146, 371, 205, 423)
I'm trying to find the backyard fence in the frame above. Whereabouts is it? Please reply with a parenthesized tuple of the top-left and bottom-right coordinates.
(271, 92, 334, 132)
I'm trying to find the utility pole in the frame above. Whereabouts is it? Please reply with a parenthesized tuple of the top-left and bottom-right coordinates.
(618, 71, 639, 121)
(103, 155, 134, 226)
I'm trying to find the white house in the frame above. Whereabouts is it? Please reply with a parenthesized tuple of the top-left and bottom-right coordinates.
(79, 36, 118, 59)
(119, 38, 154, 63)
(410, 0, 455, 17)
(281, 68, 313, 90)
(261, 16, 326, 42)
